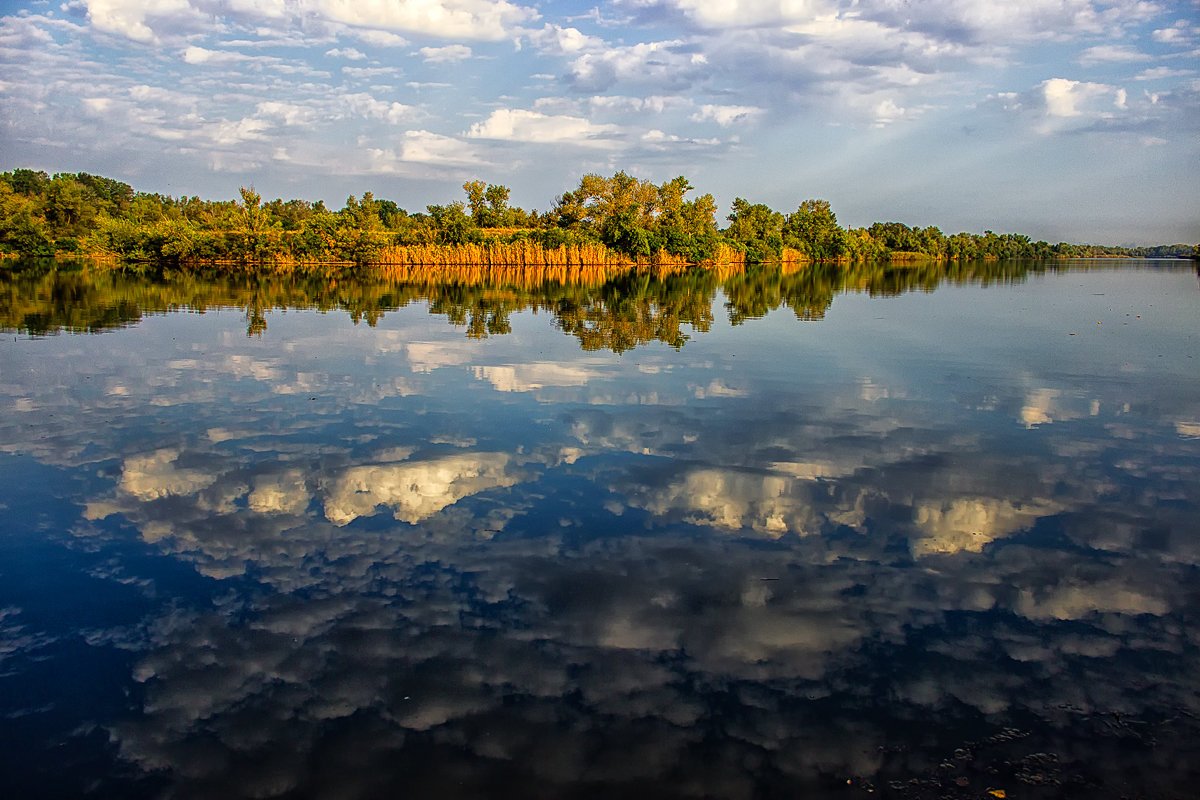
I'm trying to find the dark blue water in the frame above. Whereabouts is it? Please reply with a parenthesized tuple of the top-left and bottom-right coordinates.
(1, 260, 1198, 798)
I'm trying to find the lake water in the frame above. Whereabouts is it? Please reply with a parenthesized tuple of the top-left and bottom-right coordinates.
(1, 259, 1198, 798)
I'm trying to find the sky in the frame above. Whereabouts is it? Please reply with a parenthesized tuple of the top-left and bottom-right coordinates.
(0, 0, 1197, 245)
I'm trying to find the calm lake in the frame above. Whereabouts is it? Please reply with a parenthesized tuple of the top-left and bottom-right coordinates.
(1, 258, 1198, 799)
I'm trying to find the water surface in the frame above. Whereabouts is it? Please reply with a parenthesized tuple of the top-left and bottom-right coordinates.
(1, 259, 1198, 798)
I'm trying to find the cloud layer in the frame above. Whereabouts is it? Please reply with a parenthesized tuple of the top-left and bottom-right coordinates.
(0, 1, 1196, 241)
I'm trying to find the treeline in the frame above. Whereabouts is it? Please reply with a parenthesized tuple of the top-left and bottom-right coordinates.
(2, 168, 1195, 265)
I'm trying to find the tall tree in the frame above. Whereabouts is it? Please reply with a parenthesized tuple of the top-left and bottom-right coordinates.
(784, 199, 843, 261)
(725, 198, 784, 262)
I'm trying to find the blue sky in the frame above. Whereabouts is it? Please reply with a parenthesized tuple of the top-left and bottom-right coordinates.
(1, 0, 1196, 245)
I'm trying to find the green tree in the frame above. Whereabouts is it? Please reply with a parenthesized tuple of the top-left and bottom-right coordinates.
(3, 169, 50, 197)
(74, 173, 133, 215)
(462, 180, 513, 228)
(426, 201, 475, 245)
(334, 193, 389, 261)
(783, 199, 843, 261)
(725, 198, 784, 262)
(0, 182, 53, 255)
(655, 176, 719, 262)
(44, 174, 99, 241)
(232, 186, 282, 260)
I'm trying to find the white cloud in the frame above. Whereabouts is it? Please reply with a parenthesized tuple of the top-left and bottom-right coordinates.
(120, 448, 217, 501)
(364, 134, 485, 173)
(983, 73, 1173, 138)
(82, 0, 200, 43)
(341, 65, 402, 80)
(205, 116, 273, 145)
(588, 95, 690, 115)
(529, 23, 603, 56)
(128, 84, 193, 105)
(689, 104, 763, 126)
(0, 14, 56, 47)
(351, 28, 409, 47)
(871, 98, 907, 125)
(1134, 66, 1195, 80)
(81, 97, 114, 114)
(407, 341, 478, 372)
(631, 0, 828, 29)
(466, 108, 621, 146)
(911, 497, 1060, 557)
(181, 45, 248, 65)
(474, 363, 604, 392)
(247, 470, 309, 515)
(1076, 44, 1149, 65)
(1152, 20, 1197, 44)
(690, 379, 747, 398)
(1176, 420, 1200, 439)
(623, 0, 1165, 54)
(1016, 578, 1168, 620)
(310, 0, 538, 41)
(81, 0, 538, 43)
(340, 92, 418, 124)
(255, 100, 318, 126)
(325, 47, 367, 60)
(565, 39, 705, 92)
(323, 453, 518, 525)
(1041, 77, 1123, 117)
(418, 44, 472, 63)
(621, 467, 811, 537)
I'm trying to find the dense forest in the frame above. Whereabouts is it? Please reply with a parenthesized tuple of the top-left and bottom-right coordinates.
(1, 168, 1196, 266)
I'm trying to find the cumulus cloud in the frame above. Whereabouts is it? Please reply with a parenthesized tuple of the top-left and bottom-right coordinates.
(563, 39, 708, 92)
(1076, 43, 1150, 65)
(619, 466, 816, 536)
(1042, 76, 1125, 117)
(340, 92, 419, 123)
(350, 28, 408, 47)
(623, 0, 1161, 44)
(1151, 19, 1198, 44)
(247, 469, 310, 515)
(366, 130, 486, 171)
(119, 448, 218, 501)
(689, 103, 763, 126)
(1134, 66, 1196, 80)
(418, 44, 472, 63)
(323, 452, 520, 525)
(407, 341, 480, 372)
(82, 0, 538, 43)
(180, 45, 255, 65)
(910, 497, 1061, 556)
(985, 75, 1157, 136)
(474, 362, 606, 392)
(528, 22, 603, 56)
(466, 108, 622, 146)
(312, 0, 538, 41)
(325, 46, 367, 60)
(83, 0, 203, 43)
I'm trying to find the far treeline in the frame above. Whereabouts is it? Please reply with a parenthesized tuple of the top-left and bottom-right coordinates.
(1, 168, 1196, 266)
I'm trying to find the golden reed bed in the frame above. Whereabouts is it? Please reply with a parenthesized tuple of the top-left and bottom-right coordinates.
(371, 242, 746, 286)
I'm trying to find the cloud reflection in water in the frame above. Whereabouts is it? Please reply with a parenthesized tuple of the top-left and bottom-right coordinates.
(1, 262, 1198, 797)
